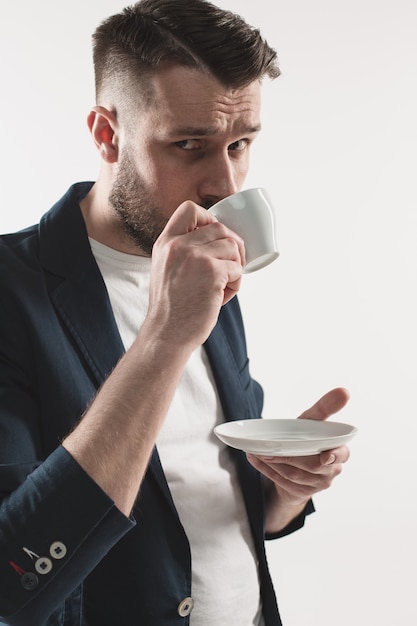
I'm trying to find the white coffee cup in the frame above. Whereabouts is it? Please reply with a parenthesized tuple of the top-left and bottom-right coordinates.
(208, 187, 279, 273)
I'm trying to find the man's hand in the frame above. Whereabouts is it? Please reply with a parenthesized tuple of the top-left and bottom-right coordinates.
(246, 387, 351, 533)
(148, 200, 246, 350)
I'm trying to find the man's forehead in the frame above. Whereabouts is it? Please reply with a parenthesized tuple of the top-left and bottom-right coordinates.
(147, 66, 261, 136)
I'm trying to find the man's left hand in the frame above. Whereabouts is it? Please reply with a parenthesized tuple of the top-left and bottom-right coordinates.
(246, 387, 351, 533)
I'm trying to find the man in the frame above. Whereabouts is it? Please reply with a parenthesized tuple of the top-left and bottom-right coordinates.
(0, 1, 350, 624)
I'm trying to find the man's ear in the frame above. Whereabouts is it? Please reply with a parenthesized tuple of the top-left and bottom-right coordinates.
(87, 106, 119, 163)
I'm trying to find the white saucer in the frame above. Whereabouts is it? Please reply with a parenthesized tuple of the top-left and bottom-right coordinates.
(214, 418, 358, 456)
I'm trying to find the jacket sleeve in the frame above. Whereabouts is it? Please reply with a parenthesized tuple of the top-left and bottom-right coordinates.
(0, 257, 134, 625)
(0, 447, 134, 625)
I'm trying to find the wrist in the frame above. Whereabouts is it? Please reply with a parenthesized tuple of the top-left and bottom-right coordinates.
(265, 480, 310, 534)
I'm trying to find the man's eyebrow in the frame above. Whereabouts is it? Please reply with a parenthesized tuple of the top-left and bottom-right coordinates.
(169, 124, 262, 137)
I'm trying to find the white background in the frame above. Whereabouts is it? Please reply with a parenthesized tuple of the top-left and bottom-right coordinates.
(1, 1, 416, 624)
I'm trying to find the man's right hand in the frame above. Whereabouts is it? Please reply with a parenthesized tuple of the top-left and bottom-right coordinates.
(147, 200, 246, 350)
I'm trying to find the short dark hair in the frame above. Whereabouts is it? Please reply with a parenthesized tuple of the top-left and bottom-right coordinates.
(92, 0, 280, 106)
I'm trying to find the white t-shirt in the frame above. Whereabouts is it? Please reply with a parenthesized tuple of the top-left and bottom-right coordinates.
(90, 239, 264, 625)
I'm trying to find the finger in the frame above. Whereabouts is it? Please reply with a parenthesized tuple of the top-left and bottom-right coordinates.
(197, 221, 246, 268)
(319, 444, 350, 466)
(164, 200, 217, 235)
(164, 201, 246, 267)
(247, 453, 315, 482)
(248, 444, 350, 472)
(222, 276, 242, 306)
(246, 454, 332, 501)
(297, 387, 350, 421)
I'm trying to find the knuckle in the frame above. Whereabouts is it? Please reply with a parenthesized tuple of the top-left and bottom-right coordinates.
(284, 466, 304, 483)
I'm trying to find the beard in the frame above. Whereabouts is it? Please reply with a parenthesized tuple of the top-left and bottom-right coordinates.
(108, 150, 169, 256)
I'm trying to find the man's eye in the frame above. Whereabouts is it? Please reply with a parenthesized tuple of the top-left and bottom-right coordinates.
(175, 139, 201, 150)
(228, 139, 249, 152)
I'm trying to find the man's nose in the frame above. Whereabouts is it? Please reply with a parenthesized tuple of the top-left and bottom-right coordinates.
(198, 154, 241, 208)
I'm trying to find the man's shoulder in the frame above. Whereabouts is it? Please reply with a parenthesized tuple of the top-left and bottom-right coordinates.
(0, 181, 94, 271)
(0, 223, 40, 271)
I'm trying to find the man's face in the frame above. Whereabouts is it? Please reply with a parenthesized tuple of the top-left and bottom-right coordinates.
(109, 65, 262, 255)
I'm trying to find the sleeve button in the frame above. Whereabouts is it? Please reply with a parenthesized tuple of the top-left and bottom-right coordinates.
(21, 572, 39, 591)
(35, 557, 53, 574)
(50, 541, 67, 560)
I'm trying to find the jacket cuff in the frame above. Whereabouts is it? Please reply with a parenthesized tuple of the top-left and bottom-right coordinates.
(1, 446, 135, 624)
(265, 499, 315, 540)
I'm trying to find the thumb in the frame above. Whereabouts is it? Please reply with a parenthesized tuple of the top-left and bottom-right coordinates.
(297, 387, 350, 421)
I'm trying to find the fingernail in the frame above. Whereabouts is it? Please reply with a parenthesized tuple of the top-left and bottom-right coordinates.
(324, 454, 336, 465)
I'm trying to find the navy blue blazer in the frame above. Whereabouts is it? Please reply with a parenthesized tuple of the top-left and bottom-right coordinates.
(0, 183, 312, 625)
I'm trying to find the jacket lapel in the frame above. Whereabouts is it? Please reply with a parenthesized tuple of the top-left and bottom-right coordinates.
(39, 183, 125, 387)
